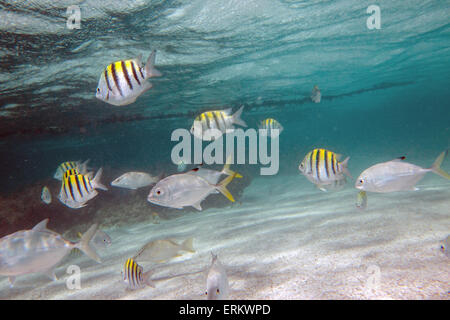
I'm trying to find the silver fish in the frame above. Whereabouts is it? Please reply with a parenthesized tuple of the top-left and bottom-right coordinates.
(147, 171, 237, 211)
(190, 106, 247, 141)
(355, 151, 450, 193)
(77, 229, 111, 250)
(96, 50, 162, 106)
(133, 238, 195, 263)
(206, 253, 229, 300)
(187, 161, 242, 185)
(356, 191, 367, 210)
(0, 219, 100, 287)
(111, 172, 159, 190)
(41, 186, 52, 204)
(439, 235, 450, 258)
(53, 160, 90, 181)
(311, 85, 321, 103)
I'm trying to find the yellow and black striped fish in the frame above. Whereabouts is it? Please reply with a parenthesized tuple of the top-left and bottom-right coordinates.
(57, 168, 107, 209)
(96, 50, 162, 106)
(54, 160, 89, 181)
(259, 118, 283, 137)
(190, 106, 247, 141)
(298, 148, 351, 191)
(122, 258, 154, 290)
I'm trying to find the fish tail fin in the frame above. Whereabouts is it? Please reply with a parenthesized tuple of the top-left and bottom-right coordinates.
(341, 156, 352, 179)
(231, 105, 247, 127)
(430, 150, 450, 180)
(143, 271, 155, 288)
(77, 224, 101, 263)
(92, 167, 108, 191)
(145, 50, 162, 78)
(222, 156, 243, 178)
(182, 238, 195, 252)
(215, 173, 237, 203)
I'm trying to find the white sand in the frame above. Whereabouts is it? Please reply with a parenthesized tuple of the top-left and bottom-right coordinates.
(0, 171, 449, 300)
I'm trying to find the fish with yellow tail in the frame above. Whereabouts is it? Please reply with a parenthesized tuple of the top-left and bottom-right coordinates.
(122, 258, 154, 290)
(190, 106, 247, 141)
(0, 219, 100, 287)
(96, 50, 162, 106)
(148, 171, 238, 211)
(298, 148, 351, 192)
(355, 150, 450, 193)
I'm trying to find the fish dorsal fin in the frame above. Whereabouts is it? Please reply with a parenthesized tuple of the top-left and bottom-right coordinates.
(135, 53, 143, 66)
(223, 108, 232, 115)
(32, 219, 50, 232)
(392, 156, 406, 162)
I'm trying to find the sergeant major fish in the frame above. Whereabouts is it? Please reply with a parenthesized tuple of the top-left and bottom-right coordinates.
(190, 106, 247, 141)
(96, 50, 162, 106)
(0, 219, 100, 287)
(355, 150, 450, 193)
(122, 258, 154, 290)
(148, 171, 237, 211)
(54, 160, 90, 181)
(205, 252, 229, 300)
(58, 168, 108, 209)
(132, 238, 195, 263)
(258, 118, 283, 138)
(111, 172, 160, 190)
(298, 148, 351, 192)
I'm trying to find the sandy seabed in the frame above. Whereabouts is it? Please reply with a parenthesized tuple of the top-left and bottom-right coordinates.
(0, 172, 449, 300)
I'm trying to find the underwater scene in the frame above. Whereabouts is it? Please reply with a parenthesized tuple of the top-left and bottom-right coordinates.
(0, 0, 449, 300)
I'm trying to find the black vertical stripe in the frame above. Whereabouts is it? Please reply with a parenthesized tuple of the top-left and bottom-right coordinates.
(315, 149, 321, 182)
(111, 63, 123, 97)
(104, 69, 112, 92)
(212, 112, 221, 131)
(205, 113, 211, 130)
(74, 175, 83, 198)
(68, 178, 75, 201)
(324, 150, 330, 178)
(131, 61, 141, 85)
(331, 153, 337, 175)
(309, 152, 313, 175)
(121, 61, 133, 90)
(138, 66, 145, 80)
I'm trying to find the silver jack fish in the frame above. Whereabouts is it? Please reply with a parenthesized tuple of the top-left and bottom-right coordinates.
(111, 172, 160, 190)
(0, 219, 100, 287)
(133, 238, 195, 263)
(206, 253, 229, 300)
(96, 50, 162, 106)
(355, 150, 450, 193)
(190, 106, 247, 141)
(187, 160, 242, 185)
(148, 171, 237, 211)
(58, 168, 108, 209)
(299, 148, 351, 192)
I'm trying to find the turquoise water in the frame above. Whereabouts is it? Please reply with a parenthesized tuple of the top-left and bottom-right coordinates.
(0, 1, 449, 299)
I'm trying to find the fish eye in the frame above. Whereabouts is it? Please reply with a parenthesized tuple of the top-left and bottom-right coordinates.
(97, 88, 100, 93)
(205, 291, 208, 295)
(155, 189, 162, 195)
(359, 179, 364, 184)
(216, 289, 220, 294)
